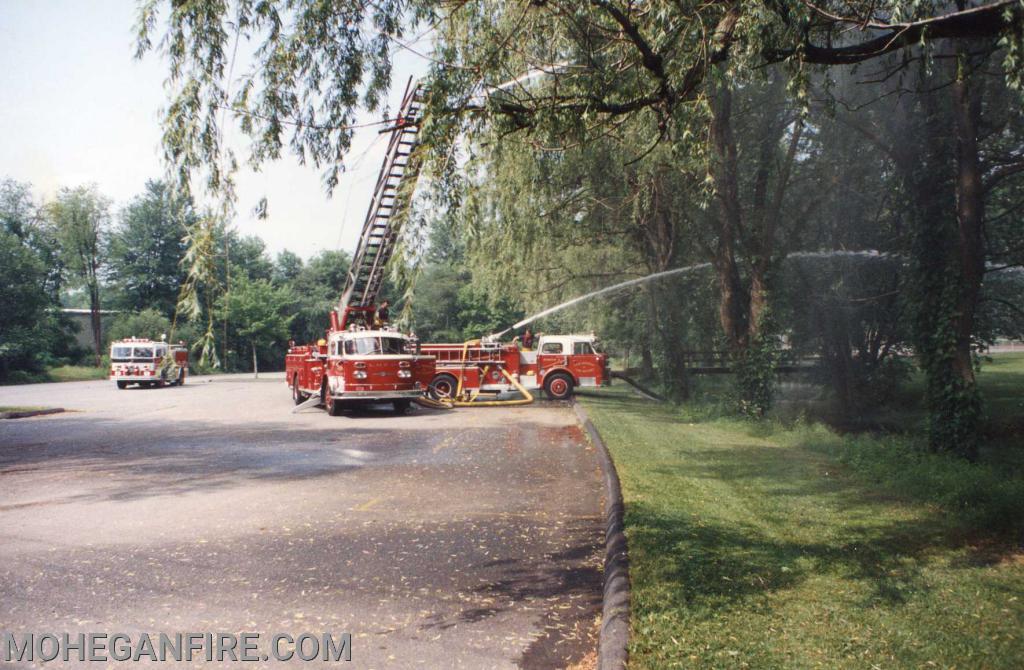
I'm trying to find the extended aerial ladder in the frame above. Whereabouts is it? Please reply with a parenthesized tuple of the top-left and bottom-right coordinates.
(333, 77, 427, 331)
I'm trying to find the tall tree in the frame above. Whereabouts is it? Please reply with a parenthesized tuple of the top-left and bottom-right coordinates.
(273, 250, 304, 286)
(1, 179, 63, 301)
(0, 230, 51, 380)
(108, 180, 194, 317)
(219, 275, 295, 377)
(50, 185, 110, 366)
(288, 250, 352, 344)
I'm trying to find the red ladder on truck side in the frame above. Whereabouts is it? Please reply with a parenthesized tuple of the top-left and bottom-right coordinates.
(335, 77, 427, 330)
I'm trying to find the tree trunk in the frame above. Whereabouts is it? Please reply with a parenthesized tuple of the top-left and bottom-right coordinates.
(252, 342, 259, 379)
(951, 57, 985, 387)
(947, 46, 986, 460)
(899, 51, 984, 459)
(643, 282, 688, 398)
(642, 285, 658, 380)
(640, 346, 653, 379)
(89, 280, 102, 367)
(750, 120, 802, 340)
(709, 83, 748, 352)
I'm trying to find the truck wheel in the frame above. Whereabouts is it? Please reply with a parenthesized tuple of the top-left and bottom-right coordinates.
(322, 380, 343, 416)
(429, 373, 458, 400)
(292, 374, 305, 405)
(545, 373, 574, 400)
(116, 380, 128, 390)
(392, 399, 412, 414)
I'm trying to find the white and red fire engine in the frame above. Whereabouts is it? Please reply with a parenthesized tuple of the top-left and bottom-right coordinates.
(109, 337, 188, 389)
(421, 334, 609, 401)
(285, 78, 437, 415)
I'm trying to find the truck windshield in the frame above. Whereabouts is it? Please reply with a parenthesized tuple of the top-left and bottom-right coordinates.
(344, 336, 407, 355)
(134, 347, 154, 358)
(111, 346, 133, 359)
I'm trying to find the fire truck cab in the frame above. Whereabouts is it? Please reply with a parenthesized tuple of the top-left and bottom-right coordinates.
(422, 333, 609, 401)
(531, 334, 607, 395)
(286, 328, 435, 416)
(109, 337, 188, 389)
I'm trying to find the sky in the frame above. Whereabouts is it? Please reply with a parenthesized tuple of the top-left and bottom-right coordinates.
(0, 0, 429, 260)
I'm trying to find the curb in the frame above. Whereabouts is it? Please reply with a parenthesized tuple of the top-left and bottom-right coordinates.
(1, 408, 65, 420)
(574, 401, 630, 670)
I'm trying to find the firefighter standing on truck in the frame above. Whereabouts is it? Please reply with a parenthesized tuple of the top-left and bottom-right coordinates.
(375, 300, 390, 328)
(522, 329, 535, 350)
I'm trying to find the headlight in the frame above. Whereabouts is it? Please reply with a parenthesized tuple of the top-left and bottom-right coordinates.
(398, 370, 412, 378)
(353, 370, 367, 379)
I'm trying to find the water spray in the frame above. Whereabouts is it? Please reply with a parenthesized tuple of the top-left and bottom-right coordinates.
(489, 249, 896, 340)
(489, 262, 712, 340)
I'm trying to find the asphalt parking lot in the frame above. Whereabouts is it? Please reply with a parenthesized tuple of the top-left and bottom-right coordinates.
(0, 374, 604, 668)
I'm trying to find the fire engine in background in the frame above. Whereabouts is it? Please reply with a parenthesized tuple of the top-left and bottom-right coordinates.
(110, 337, 188, 389)
(285, 78, 437, 415)
(421, 334, 609, 402)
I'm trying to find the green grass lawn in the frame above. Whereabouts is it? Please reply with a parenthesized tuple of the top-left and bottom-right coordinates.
(46, 365, 109, 382)
(0, 364, 108, 385)
(0, 406, 48, 413)
(579, 385, 1024, 669)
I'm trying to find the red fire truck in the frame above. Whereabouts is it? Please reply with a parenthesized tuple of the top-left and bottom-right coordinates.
(285, 78, 437, 415)
(286, 328, 435, 415)
(421, 334, 609, 401)
(110, 337, 188, 389)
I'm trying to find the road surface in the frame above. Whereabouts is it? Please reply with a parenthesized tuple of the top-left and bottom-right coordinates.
(0, 374, 603, 668)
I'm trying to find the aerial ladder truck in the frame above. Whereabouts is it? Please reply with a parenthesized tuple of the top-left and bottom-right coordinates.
(285, 79, 436, 415)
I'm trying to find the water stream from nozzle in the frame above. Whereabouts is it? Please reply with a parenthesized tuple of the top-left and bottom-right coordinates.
(488, 250, 895, 340)
(489, 262, 713, 339)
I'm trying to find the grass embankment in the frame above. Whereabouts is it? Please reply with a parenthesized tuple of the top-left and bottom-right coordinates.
(46, 365, 109, 382)
(579, 380, 1024, 668)
(0, 365, 109, 385)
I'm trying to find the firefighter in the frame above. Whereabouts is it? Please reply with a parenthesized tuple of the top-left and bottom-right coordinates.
(374, 300, 391, 328)
(522, 329, 535, 350)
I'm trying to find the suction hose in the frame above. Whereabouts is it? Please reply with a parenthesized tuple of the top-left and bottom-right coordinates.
(451, 367, 534, 407)
(431, 339, 535, 408)
(415, 396, 454, 410)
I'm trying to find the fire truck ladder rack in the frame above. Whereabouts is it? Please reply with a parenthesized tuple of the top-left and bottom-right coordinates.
(337, 77, 427, 329)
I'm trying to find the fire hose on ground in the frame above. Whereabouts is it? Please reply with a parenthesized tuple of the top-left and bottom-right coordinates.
(416, 339, 535, 408)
